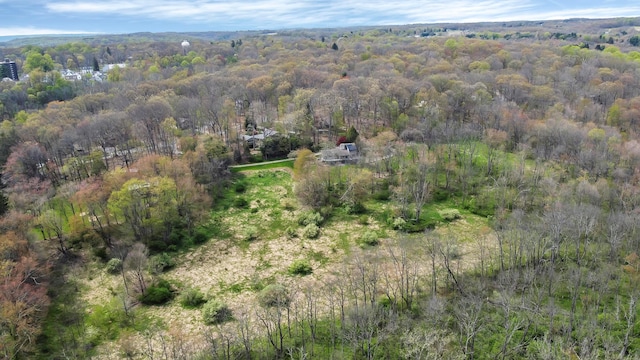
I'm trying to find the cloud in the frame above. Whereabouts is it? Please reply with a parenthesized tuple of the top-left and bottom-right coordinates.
(41, 0, 640, 31)
(43, 0, 533, 27)
(524, 6, 640, 21)
(0, 27, 97, 37)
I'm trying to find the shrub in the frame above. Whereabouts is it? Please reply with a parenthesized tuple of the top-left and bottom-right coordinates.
(358, 215, 369, 225)
(93, 246, 108, 261)
(149, 253, 176, 274)
(179, 288, 206, 308)
(234, 181, 246, 193)
(373, 189, 391, 201)
(249, 153, 263, 163)
(432, 188, 449, 202)
(139, 279, 174, 305)
(297, 211, 324, 226)
(344, 202, 366, 214)
(249, 274, 269, 291)
(202, 300, 232, 324)
(285, 227, 298, 238)
(359, 231, 379, 247)
(439, 208, 462, 222)
(106, 258, 122, 274)
(319, 206, 334, 220)
(392, 217, 407, 231)
(280, 198, 296, 211)
(404, 218, 438, 233)
(192, 229, 209, 244)
(303, 223, 320, 239)
(242, 226, 258, 241)
(288, 259, 312, 275)
(234, 197, 248, 208)
(258, 284, 290, 308)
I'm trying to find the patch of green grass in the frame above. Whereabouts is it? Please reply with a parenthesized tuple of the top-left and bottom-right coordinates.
(228, 282, 244, 293)
(336, 232, 352, 254)
(309, 250, 329, 265)
(248, 274, 276, 292)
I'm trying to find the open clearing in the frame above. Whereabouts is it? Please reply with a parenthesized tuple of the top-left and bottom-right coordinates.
(85, 167, 494, 358)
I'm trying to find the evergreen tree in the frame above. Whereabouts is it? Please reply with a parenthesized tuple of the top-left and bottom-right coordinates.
(0, 64, 9, 79)
(92, 57, 100, 72)
(331, 42, 339, 51)
(346, 125, 359, 142)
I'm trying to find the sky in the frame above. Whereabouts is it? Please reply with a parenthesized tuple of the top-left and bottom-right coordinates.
(1, 0, 640, 37)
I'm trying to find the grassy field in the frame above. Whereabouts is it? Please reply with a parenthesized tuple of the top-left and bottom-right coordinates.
(40, 161, 497, 358)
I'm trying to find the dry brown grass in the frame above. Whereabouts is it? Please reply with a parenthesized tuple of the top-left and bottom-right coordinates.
(85, 169, 495, 358)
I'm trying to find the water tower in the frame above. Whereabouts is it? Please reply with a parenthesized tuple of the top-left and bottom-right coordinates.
(181, 40, 190, 55)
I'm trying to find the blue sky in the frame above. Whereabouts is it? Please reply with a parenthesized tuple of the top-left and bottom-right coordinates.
(1, 0, 639, 37)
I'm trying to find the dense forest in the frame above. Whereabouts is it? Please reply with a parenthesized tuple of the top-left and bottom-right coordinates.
(3, 17, 640, 359)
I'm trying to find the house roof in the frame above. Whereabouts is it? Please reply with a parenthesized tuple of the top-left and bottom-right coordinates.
(341, 143, 357, 152)
(242, 128, 278, 141)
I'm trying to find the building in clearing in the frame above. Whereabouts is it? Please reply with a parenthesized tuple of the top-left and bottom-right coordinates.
(242, 128, 278, 148)
(1, 59, 19, 81)
(320, 143, 359, 164)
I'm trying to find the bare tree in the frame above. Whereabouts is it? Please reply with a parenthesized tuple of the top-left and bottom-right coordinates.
(124, 242, 149, 295)
(453, 294, 485, 360)
(383, 237, 421, 310)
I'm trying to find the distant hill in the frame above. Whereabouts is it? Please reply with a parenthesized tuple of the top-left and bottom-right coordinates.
(2, 16, 640, 48)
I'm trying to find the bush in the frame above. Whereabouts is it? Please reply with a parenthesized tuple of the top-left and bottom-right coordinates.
(149, 253, 176, 274)
(405, 218, 438, 233)
(179, 288, 206, 308)
(192, 229, 209, 244)
(234, 181, 247, 193)
(93, 246, 108, 261)
(249, 153, 263, 163)
(432, 188, 450, 202)
(359, 231, 379, 247)
(234, 197, 248, 208)
(139, 279, 174, 305)
(319, 206, 334, 220)
(297, 211, 324, 226)
(439, 208, 462, 222)
(285, 227, 298, 238)
(288, 259, 312, 275)
(344, 202, 366, 214)
(303, 223, 320, 239)
(373, 189, 391, 201)
(358, 215, 369, 225)
(106, 258, 122, 274)
(202, 300, 232, 324)
(392, 217, 407, 231)
(280, 198, 296, 211)
(242, 226, 258, 241)
(465, 197, 495, 217)
(258, 284, 290, 308)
